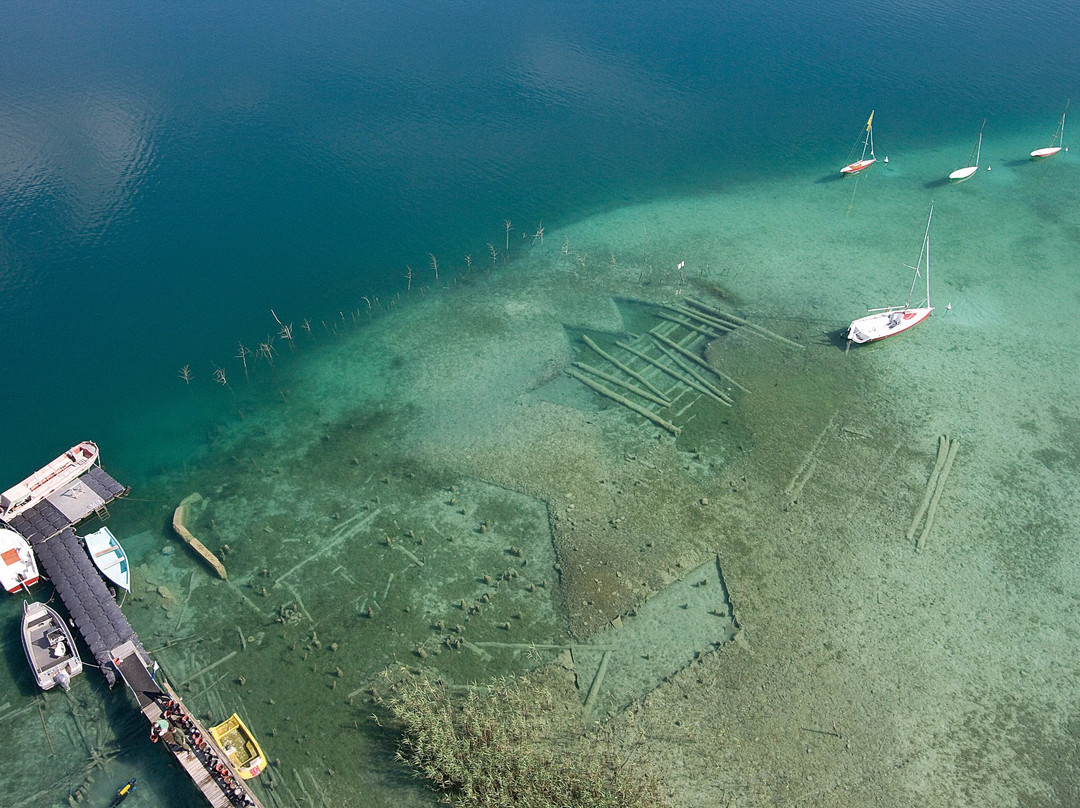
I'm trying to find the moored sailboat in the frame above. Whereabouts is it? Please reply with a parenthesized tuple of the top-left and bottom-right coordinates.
(949, 119, 985, 182)
(1030, 101, 1068, 160)
(841, 111, 876, 174)
(847, 203, 935, 345)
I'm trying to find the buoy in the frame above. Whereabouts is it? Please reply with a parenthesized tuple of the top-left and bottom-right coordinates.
(883, 155, 889, 163)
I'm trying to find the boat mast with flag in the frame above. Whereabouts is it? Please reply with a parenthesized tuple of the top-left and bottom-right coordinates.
(841, 111, 876, 175)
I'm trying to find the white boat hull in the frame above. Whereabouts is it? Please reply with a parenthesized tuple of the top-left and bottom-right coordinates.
(949, 165, 978, 182)
(1, 527, 39, 593)
(841, 157, 876, 174)
(84, 526, 131, 591)
(0, 441, 99, 521)
(848, 307, 933, 344)
(1030, 146, 1062, 160)
(22, 600, 82, 691)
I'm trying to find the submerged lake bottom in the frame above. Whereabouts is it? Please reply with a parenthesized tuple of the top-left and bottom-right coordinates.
(4, 148, 1080, 807)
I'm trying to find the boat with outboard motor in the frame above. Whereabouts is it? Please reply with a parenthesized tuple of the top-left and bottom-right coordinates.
(21, 599, 82, 690)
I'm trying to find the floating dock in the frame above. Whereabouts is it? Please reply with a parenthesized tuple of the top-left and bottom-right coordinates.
(2, 452, 264, 808)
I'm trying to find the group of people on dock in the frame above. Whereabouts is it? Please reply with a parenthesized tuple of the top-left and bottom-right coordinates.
(152, 695, 257, 807)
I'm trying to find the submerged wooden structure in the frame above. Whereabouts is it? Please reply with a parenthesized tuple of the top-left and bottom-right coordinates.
(568, 296, 799, 435)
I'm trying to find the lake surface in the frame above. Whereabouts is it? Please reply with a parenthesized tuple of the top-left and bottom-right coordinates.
(2, 0, 1076, 483)
(1, 2, 1078, 807)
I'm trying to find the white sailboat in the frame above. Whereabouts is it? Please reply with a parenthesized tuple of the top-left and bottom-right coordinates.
(847, 203, 935, 345)
(841, 110, 876, 175)
(1030, 101, 1068, 160)
(949, 120, 985, 183)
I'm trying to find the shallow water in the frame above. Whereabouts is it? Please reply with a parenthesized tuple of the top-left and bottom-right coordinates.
(2, 2, 1080, 807)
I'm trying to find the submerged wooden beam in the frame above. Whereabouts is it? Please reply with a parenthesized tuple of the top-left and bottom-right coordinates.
(583, 650, 611, 712)
(573, 361, 670, 407)
(616, 340, 731, 407)
(685, 297, 803, 349)
(917, 437, 960, 552)
(582, 334, 669, 400)
(651, 340, 734, 405)
(656, 310, 721, 338)
(567, 368, 681, 435)
(907, 436, 949, 542)
(668, 304, 736, 335)
(651, 330, 750, 395)
(172, 494, 228, 580)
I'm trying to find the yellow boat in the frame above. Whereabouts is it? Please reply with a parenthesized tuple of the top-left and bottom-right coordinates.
(208, 713, 267, 779)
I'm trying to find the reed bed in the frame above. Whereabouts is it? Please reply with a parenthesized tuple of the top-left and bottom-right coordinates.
(375, 666, 670, 808)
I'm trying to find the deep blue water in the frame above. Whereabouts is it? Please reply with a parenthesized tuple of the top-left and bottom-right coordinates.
(1, 0, 1077, 484)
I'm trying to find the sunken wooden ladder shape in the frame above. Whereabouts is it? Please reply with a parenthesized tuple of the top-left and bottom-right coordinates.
(566, 299, 763, 435)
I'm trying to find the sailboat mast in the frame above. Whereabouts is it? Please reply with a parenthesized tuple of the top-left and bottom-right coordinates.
(866, 110, 875, 158)
(904, 203, 933, 308)
(925, 204, 932, 310)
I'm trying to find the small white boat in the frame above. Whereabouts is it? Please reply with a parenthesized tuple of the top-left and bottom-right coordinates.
(21, 600, 82, 691)
(949, 120, 985, 183)
(84, 526, 130, 591)
(847, 203, 935, 345)
(1030, 101, 1068, 160)
(841, 110, 876, 175)
(0, 527, 39, 593)
(0, 441, 99, 521)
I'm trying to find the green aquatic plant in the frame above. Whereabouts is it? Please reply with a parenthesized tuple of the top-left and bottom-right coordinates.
(374, 666, 669, 808)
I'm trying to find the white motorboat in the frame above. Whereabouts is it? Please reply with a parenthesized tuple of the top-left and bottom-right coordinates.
(21, 600, 82, 691)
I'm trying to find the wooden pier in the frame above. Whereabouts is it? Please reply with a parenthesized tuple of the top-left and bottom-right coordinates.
(2, 449, 265, 808)
(113, 642, 264, 808)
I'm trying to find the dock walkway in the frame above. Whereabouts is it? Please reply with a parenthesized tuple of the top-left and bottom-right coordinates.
(113, 642, 263, 808)
(2, 460, 264, 808)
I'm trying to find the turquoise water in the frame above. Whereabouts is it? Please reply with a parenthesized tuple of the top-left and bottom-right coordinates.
(2, 2, 1080, 807)
(2, 0, 1076, 483)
